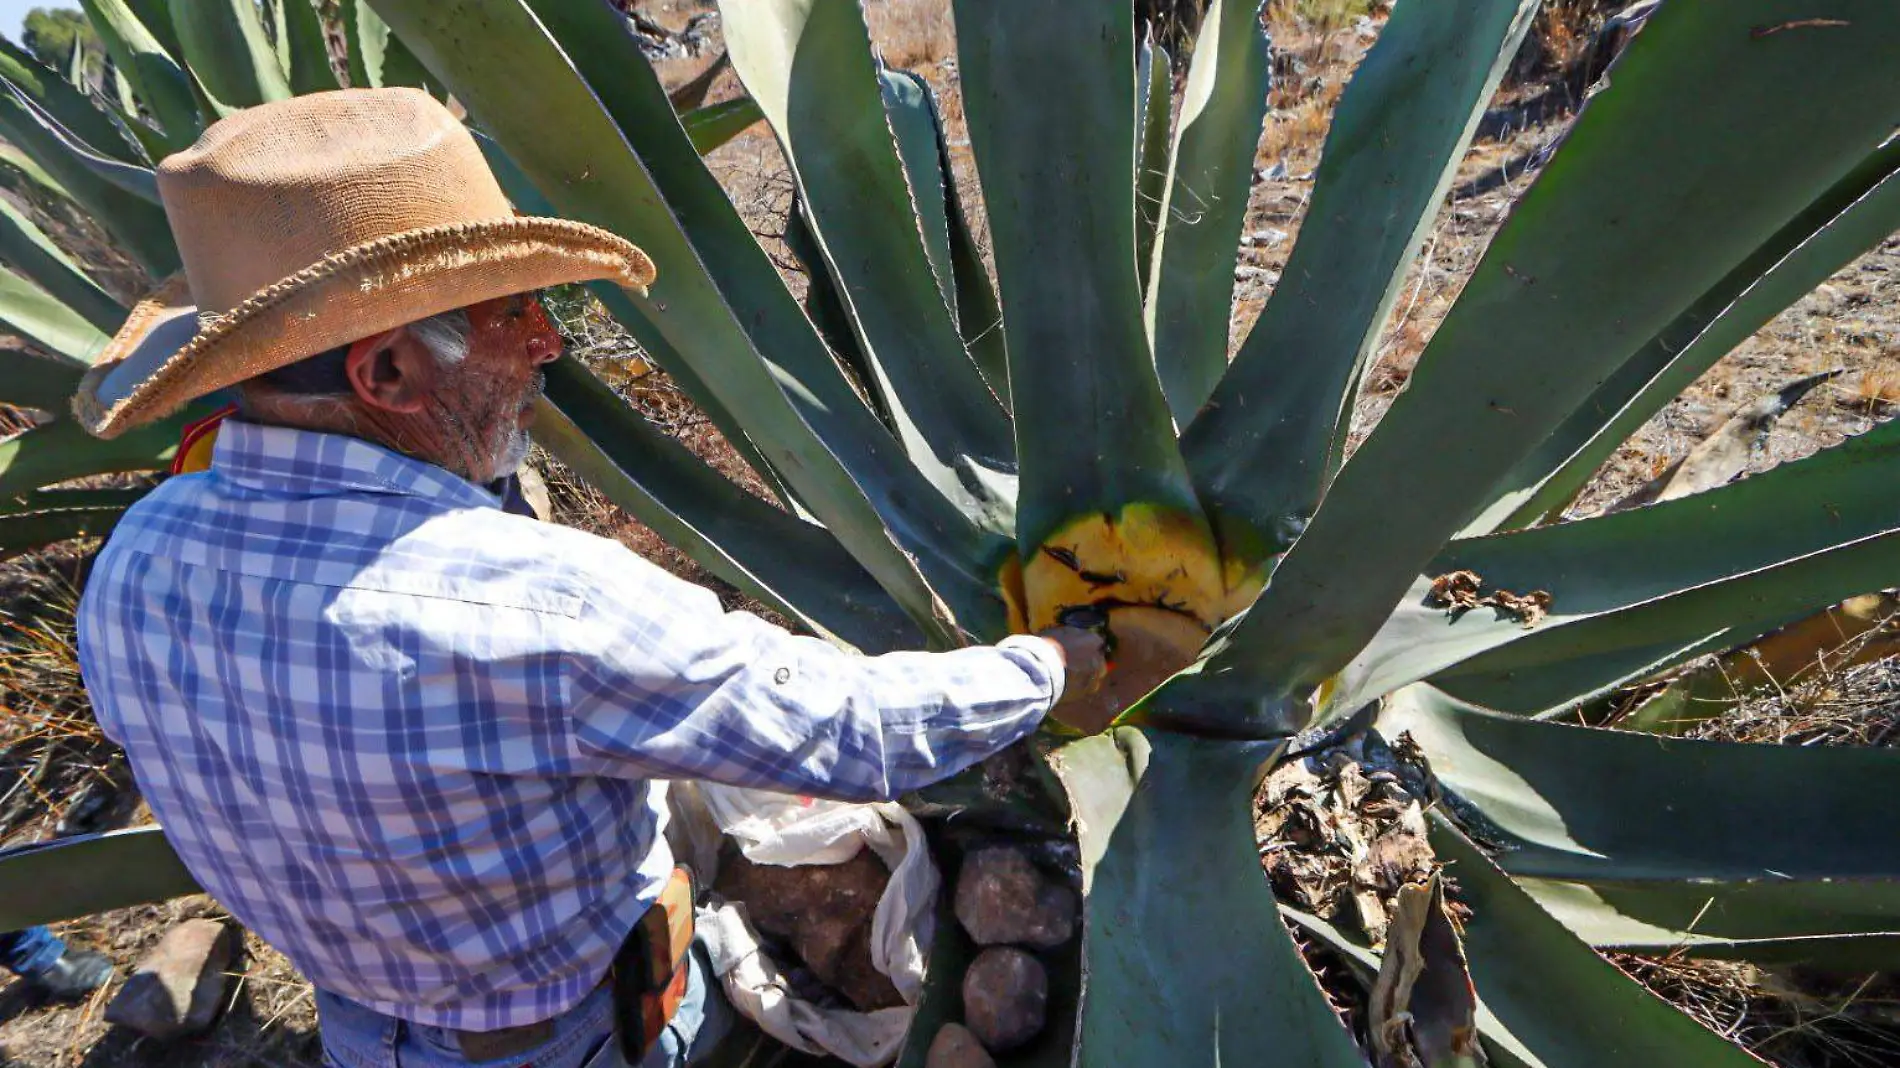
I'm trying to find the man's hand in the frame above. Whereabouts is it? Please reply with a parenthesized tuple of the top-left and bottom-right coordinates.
(1034, 626, 1113, 734)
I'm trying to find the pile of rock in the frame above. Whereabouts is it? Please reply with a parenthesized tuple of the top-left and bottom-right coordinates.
(104, 918, 241, 1040)
(926, 846, 1079, 1068)
(712, 847, 903, 1013)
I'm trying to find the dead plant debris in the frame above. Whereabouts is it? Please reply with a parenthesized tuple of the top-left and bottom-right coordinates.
(1425, 571, 1553, 627)
(1257, 731, 1437, 947)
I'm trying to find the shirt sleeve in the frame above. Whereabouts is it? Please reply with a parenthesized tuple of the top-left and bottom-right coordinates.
(562, 541, 1062, 802)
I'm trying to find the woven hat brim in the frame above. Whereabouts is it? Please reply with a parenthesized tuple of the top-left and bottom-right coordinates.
(73, 216, 656, 439)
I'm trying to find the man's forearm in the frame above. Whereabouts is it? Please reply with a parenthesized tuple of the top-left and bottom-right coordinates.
(568, 594, 1066, 801)
(854, 635, 1066, 797)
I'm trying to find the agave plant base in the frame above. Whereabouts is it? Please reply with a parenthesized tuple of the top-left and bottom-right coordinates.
(904, 716, 1466, 1067)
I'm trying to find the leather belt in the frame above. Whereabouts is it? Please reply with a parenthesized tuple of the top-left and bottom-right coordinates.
(454, 1016, 558, 1062)
(450, 869, 697, 1063)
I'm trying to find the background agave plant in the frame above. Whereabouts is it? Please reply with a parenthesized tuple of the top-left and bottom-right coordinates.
(0, 0, 758, 560)
(3, 0, 1900, 1064)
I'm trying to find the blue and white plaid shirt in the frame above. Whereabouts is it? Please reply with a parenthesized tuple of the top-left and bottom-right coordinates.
(76, 420, 1060, 1031)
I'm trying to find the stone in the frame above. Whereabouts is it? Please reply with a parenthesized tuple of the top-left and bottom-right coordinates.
(954, 847, 1077, 950)
(926, 1022, 998, 1068)
(961, 947, 1047, 1052)
(105, 919, 242, 1040)
(713, 847, 903, 1010)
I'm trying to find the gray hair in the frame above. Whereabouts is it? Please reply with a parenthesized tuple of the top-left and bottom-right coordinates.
(237, 307, 472, 422)
(405, 308, 471, 368)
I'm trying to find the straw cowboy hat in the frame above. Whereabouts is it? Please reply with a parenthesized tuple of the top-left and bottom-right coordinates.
(74, 88, 655, 439)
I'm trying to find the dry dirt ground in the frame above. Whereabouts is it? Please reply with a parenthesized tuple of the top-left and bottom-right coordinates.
(2, 1, 1898, 1065)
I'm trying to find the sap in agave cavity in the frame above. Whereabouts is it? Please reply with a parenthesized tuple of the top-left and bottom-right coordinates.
(1015, 505, 1223, 722)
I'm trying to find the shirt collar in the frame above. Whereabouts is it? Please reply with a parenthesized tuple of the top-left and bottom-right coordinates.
(209, 419, 503, 511)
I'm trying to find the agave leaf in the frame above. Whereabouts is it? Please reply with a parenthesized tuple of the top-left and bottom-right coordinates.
(0, 349, 86, 411)
(519, 0, 1012, 635)
(726, 0, 1016, 533)
(1438, 628, 1764, 720)
(1045, 728, 1365, 1067)
(0, 91, 179, 275)
(1181, 0, 1537, 566)
(110, 60, 136, 113)
(79, 0, 201, 152)
(0, 827, 200, 930)
(472, 129, 795, 507)
(879, 70, 955, 315)
(0, 268, 110, 363)
(783, 198, 876, 414)
(278, 0, 341, 95)
(924, 77, 1008, 409)
(1, 80, 161, 203)
(1133, 37, 1172, 298)
(1143, 0, 1270, 424)
(1386, 691, 1900, 965)
(1439, 529, 1900, 712)
(172, 0, 293, 108)
(1156, 1, 1900, 721)
(952, 0, 1205, 559)
(1427, 814, 1768, 1067)
(1615, 592, 1900, 736)
(533, 364, 920, 653)
(265, 0, 291, 75)
(0, 141, 76, 207)
(0, 408, 189, 496)
(0, 35, 139, 163)
(344, 0, 433, 92)
(679, 95, 763, 155)
(1322, 415, 1900, 712)
(65, 37, 87, 90)
(0, 487, 145, 559)
(0, 194, 127, 334)
(1518, 877, 1900, 973)
(891, 884, 975, 1068)
(376, 27, 435, 94)
(342, 0, 389, 89)
(114, 104, 176, 163)
(1470, 136, 1900, 534)
(377, 0, 1007, 645)
(122, 0, 182, 60)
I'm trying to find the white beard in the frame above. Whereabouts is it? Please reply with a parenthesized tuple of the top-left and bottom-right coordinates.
(489, 426, 532, 483)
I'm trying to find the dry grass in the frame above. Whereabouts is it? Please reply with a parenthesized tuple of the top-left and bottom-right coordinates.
(0, 896, 321, 1068)
(1257, 1, 1384, 173)
(0, 557, 130, 847)
(1686, 644, 1900, 750)
(1601, 637, 1900, 1066)
(1612, 955, 1900, 1068)
(1853, 368, 1900, 413)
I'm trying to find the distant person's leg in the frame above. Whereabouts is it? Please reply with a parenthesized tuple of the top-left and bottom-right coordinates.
(0, 926, 113, 999)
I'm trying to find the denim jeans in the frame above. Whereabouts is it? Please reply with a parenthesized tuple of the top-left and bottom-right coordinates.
(0, 927, 68, 978)
(317, 944, 732, 1068)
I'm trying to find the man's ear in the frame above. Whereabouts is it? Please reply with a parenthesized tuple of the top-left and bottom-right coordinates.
(344, 327, 438, 414)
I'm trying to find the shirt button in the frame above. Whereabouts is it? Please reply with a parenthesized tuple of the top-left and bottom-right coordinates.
(774, 667, 792, 685)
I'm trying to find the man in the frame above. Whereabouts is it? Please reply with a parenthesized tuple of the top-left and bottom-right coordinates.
(72, 90, 1108, 1068)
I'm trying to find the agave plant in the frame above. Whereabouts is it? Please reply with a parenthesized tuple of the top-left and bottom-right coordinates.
(5, 0, 1900, 1064)
(0, 0, 758, 559)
